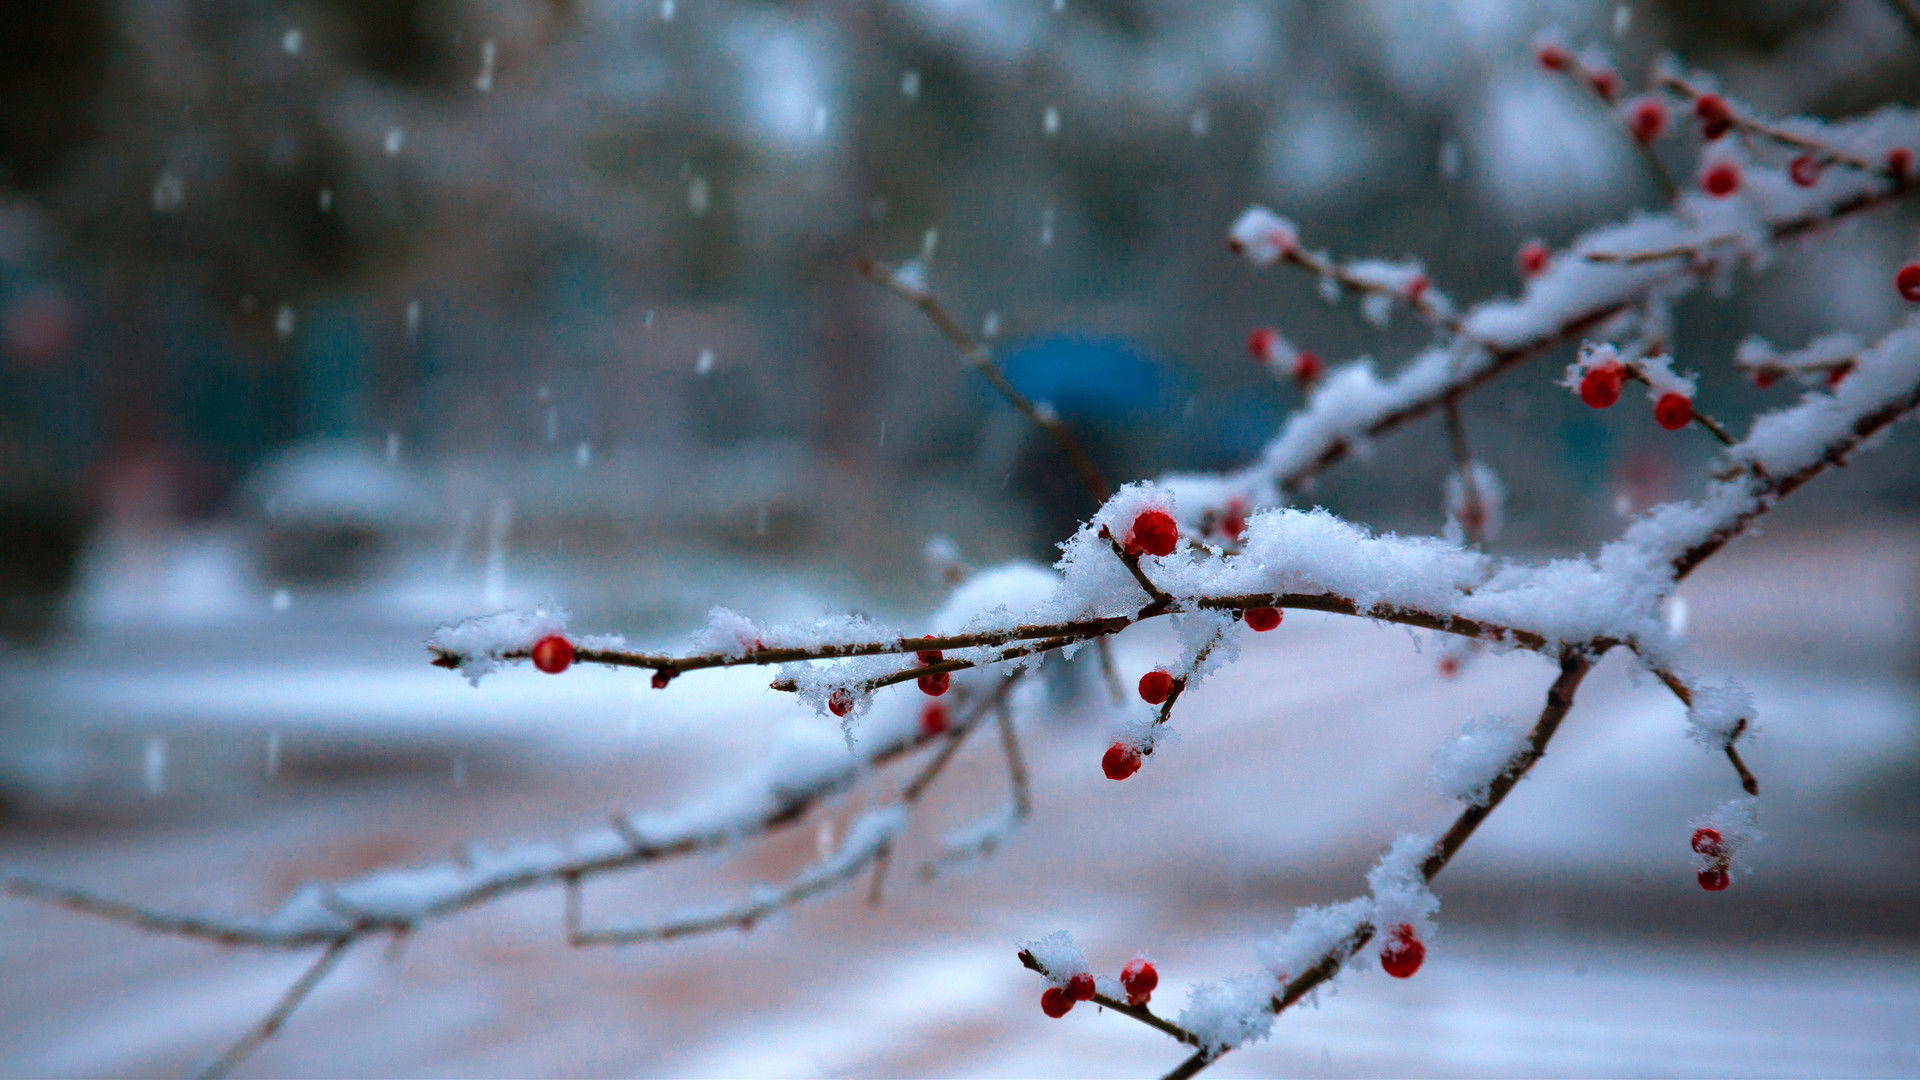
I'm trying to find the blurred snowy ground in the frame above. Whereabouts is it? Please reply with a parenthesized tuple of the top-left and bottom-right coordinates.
(2, 512, 1917, 1078)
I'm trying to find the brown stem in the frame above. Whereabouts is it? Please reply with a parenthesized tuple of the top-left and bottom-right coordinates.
(196, 936, 353, 1080)
(1019, 949, 1204, 1048)
(1159, 651, 1594, 1080)
(860, 257, 1110, 504)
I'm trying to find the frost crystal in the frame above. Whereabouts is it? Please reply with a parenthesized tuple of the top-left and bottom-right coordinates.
(1684, 678, 1754, 747)
(1430, 716, 1529, 805)
(1228, 206, 1297, 267)
(428, 604, 570, 685)
(1022, 930, 1089, 986)
(1177, 974, 1279, 1052)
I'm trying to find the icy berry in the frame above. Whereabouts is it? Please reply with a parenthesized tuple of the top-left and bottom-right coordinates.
(1701, 161, 1741, 197)
(1121, 957, 1159, 1006)
(1379, 924, 1426, 979)
(828, 689, 855, 717)
(1588, 68, 1620, 102)
(1628, 98, 1668, 143)
(1698, 865, 1730, 891)
(1293, 351, 1324, 384)
(1889, 147, 1913, 179)
(1246, 327, 1279, 363)
(1405, 274, 1430, 302)
(1244, 607, 1282, 632)
(1536, 43, 1571, 71)
(1137, 670, 1175, 705)
(1517, 240, 1550, 278)
(1437, 655, 1460, 679)
(1126, 509, 1179, 558)
(1788, 154, 1822, 188)
(1654, 393, 1694, 431)
(1579, 362, 1625, 409)
(1067, 973, 1096, 1002)
(920, 702, 950, 738)
(1219, 497, 1248, 541)
(918, 671, 951, 697)
(1103, 741, 1143, 781)
(1897, 262, 1920, 302)
(530, 634, 574, 674)
(1691, 827, 1724, 856)
(1695, 93, 1732, 139)
(1040, 986, 1075, 1018)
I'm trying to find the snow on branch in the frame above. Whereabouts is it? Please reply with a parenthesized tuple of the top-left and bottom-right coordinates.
(1170, 101, 1920, 520)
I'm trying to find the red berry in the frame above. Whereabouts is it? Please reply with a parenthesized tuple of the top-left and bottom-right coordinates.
(1293, 351, 1324, 384)
(1126, 509, 1179, 558)
(1701, 161, 1741, 197)
(1752, 368, 1778, 390)
(1579, 363, 1624, 409)
(1788, 155, 1822, 188)
(1691, 827, 1724, 856)
(920, 702, 950, 737)
(1219, 497, 1248, 541)
(1536, 43, 1571, 71)
(530, 634, 574, 674)
(1826, 361, 1854, 388)
(1698, 865, 1730, 891)
(1437, 656, 1460, 679)
(1040, 986, 1075, 1018)
(1406, 274, 1430, 302)
(1243, 607, 1282, 632)
(651, 669, 674, 690)
(1654, 392, 1693, 431)
(1121, 957, 1159, 1006)
(1695, 93, 1732, 139)
(918, 671, 951, 697)
(1067, 973, 1096, 1001)
(1588, 68, 1620, 103)
(915, 643, 943, 666)
(1137, 670, 1175, 705)
(1897, 262, 1920, 302)
(1380, 924, 1426, 979)
(828, 689, 855, 717)
(1889, 147, 1913, 178)
(1517, 240, 1550, 278)
(1102, 741, 1143, 781)
(1246, 327, 1279, 363)
(1628, 98, 1668, 143)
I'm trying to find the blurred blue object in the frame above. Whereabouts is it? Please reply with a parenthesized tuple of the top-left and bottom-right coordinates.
(995, 335, 1171, 421)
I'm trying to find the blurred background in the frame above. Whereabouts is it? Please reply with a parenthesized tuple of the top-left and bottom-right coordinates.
(2, 1, 1917, 1077)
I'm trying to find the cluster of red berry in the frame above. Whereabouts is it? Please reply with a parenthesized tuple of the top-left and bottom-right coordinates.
(913, 641, 950, 697)
(1578, 359, 1693, 431)
(1040, 957, 1159, 1018)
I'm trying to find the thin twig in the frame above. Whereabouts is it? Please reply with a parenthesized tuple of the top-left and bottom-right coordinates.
(1657, 74, 1885, 175)
(860, 257, 1110, 504)
(1544, 60, 1678, 200)
(1157, 651, 1595, 1080)
(196, 937, 353, 1080)
(1019, 949, 1203, 1048)
(1646, 663, 1760, 796)
(994, 695, 1034, 819)
(1095, 636, 1127, 704)
(1099, 525, 1176, 609)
